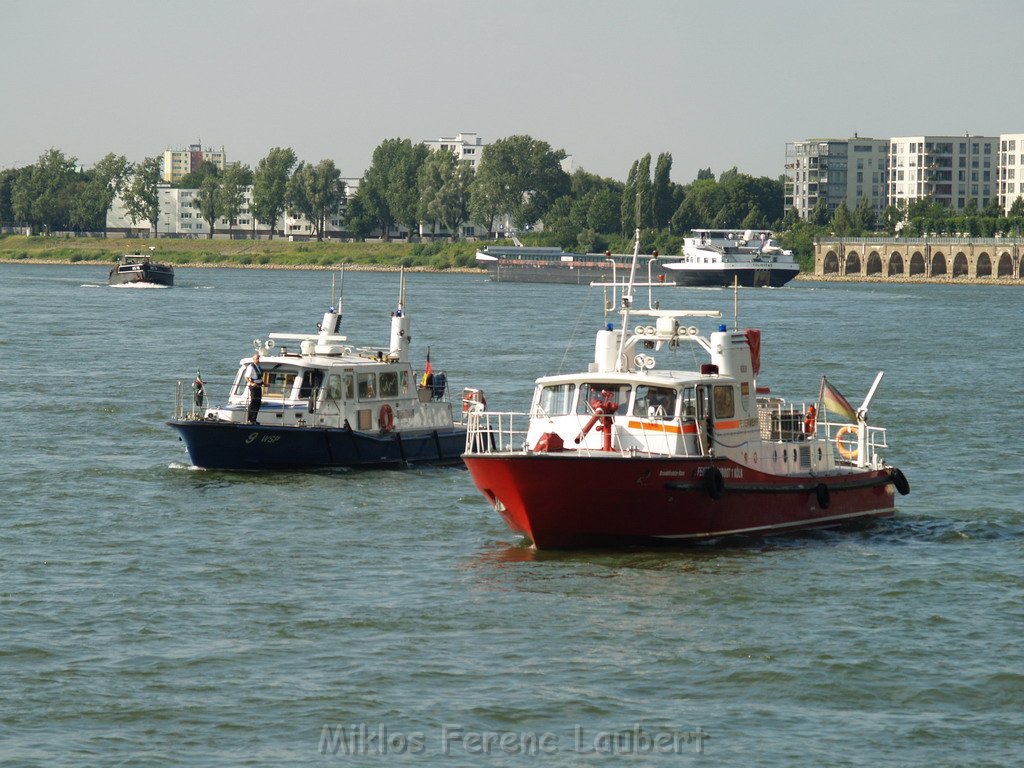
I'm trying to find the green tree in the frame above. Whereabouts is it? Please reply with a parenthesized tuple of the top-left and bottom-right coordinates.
(431, 161, 475, 241)
(634, 154, 654, 230)
(193, 174, 221, 238)
(251, 147, 297, 239)
(809, 197, 829, 226)
(287, 159, 345, 241)
(416, 149, 451, 237)
(177, 160, 220, 190)
(470, 135, 570, 231)
(696, 167, 714, 181)
(122, 156, 162, 237)
(220, 163, 253, 237)
(0, 168, 19, 223)
(11, 149, 79, 233)
(343, 192, 375, 239)
(586, 186, 621, 234)
(830, 200, 852, 235)
(387, 140, 429, 236)
(652, 152, 673, 230)
(620, 160, 639, 235)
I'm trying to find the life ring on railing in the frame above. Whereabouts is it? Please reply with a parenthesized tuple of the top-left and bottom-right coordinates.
(379, 403, 395, 433)
(835, 424, 859, 460)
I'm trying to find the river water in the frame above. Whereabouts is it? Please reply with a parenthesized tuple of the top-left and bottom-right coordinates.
(1, 264, 1021, 766)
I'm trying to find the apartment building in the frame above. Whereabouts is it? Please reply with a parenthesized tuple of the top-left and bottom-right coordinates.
(162, 144, 228, 184)
(997, 133, 1024, 212)
(422, 133, 486, 169)
(106, 185, 346, 239)
(785, 137, 889, 219)
(887, 135, 997, 212)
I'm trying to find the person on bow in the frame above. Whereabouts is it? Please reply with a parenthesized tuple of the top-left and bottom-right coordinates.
(245, 352, 264, 424)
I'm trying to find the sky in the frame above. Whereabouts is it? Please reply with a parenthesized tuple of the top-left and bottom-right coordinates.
(3, 0, 1023, 185)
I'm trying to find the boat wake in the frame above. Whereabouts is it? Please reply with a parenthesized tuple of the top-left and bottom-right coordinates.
(110, 282, 171, 289)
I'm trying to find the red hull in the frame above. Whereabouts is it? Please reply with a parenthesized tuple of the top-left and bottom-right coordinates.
(464, 454, 897, 549)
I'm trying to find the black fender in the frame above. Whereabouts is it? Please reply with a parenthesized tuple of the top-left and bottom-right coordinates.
(704, 466, 725, 500)
(890, 467, 910, 496)
(815, 482, 831, 509)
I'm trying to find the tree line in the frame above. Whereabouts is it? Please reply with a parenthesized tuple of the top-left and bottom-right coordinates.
(0, 138, 790, 249)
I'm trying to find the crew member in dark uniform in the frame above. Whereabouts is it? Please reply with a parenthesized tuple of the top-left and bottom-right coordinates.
(245, 352, 264, 424)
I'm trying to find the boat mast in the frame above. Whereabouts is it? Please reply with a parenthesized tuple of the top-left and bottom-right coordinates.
(614, 226, 642, 372)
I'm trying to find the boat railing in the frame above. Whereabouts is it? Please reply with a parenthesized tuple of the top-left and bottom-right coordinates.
(173, 380, 208, 421)
(464, 411, 532, 454)
(821, 419, 888, 467)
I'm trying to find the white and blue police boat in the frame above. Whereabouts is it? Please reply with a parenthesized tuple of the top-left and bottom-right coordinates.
(167, 272, 483, 471)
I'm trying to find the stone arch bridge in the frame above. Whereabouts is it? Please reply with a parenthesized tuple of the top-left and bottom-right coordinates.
(815, 237, 1024, 281)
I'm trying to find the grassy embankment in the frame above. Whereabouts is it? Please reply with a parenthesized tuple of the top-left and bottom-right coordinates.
(0, 235, 489, 272)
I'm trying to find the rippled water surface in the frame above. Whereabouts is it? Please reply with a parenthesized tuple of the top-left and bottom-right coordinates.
(1, 264, 1022, 766)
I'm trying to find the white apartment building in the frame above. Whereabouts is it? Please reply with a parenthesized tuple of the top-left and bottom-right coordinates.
(422, 132, 486, 169)
(162, 144, 228, 184)
(887, 135, 997, 211)
(997, 133, 1024, 213)
(785, 137, 889, 219)
(106, 185, 346, 239)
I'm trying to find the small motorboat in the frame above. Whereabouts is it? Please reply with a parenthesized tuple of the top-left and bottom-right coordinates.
(168, 271, 482, 471)
(109, 248, 174, 286)
(462, 230, 909, 549)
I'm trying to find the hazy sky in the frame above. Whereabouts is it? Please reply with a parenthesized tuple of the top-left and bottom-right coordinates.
(3, 0, 1022, 184)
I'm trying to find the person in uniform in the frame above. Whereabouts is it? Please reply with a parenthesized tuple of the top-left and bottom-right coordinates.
(245, 353, 264, 424)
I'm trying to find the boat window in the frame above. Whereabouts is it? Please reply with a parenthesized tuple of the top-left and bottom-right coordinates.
(298, 369, 324, 399)
(234, 366, 296, 398)
(344, 373, 354, 399)
(632, 385, 677, 419)
(538, 383, 576, 416)
(576, 383, 631, 414)
(714, 385, 735, 419)
(400, 370, 411, 394)
(680, 387, 697, 417)
(379, 371, 399, 398)
(325, 374, 344, 400)
(357, 373, 376, 399)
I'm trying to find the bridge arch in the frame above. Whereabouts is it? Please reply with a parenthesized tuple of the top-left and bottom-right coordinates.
(975, 252, 992, 278)
(823, 251, 840, 274)
(866, 251, 883, 275)
(910, 251, 926, 276)
(887, 251, 904, 276)
(952, 252, 969, 278)
(997, 252, 1013, 277)
(844, 251, 861, 275)
(930, 252, 947, 276)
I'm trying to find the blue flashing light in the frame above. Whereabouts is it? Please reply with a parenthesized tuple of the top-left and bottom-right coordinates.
(606, 323, 614, 331)
(718, 324, 727, 332)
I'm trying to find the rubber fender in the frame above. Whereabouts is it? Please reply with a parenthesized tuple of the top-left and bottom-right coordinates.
(890, 467, 910, 496)
(815, 482, 831, 510)
(704, 466, 725, 501)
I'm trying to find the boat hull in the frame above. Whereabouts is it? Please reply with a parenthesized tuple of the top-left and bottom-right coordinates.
(479, 261, 624, 285)
(168, 419, 466, 470)
(463, 453, 896, 548)
(661, 266, 799, 288)
(109, 266, 175, 286)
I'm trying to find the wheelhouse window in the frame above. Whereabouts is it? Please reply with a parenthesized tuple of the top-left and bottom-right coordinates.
(325, 374, 345, 400)
(632, 385, 677, 419)
(537, 383, 576, 416)
(680, 387, 697, 417)
(576, 383, 631, 414)
(234, 366, 297, 398)
(379, 371, 400, 398)
(714, 385, 735, 419)
(357, 373, 377, 399)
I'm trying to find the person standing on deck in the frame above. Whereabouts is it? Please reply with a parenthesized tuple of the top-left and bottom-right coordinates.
(245, 353, 264, 424)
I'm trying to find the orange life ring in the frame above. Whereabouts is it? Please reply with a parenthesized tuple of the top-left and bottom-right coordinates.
(379, 403, 394, 433)
(835, 424, 859, 460)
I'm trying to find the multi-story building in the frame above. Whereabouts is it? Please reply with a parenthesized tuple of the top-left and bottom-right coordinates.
(422, 132, 486, 169)
(887, 135, 997, 212)
(161, 143, 228, 184)
(106, 185, 346, 239)
(785, 137, 888, 219)
(997, 133, 1024, 213)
